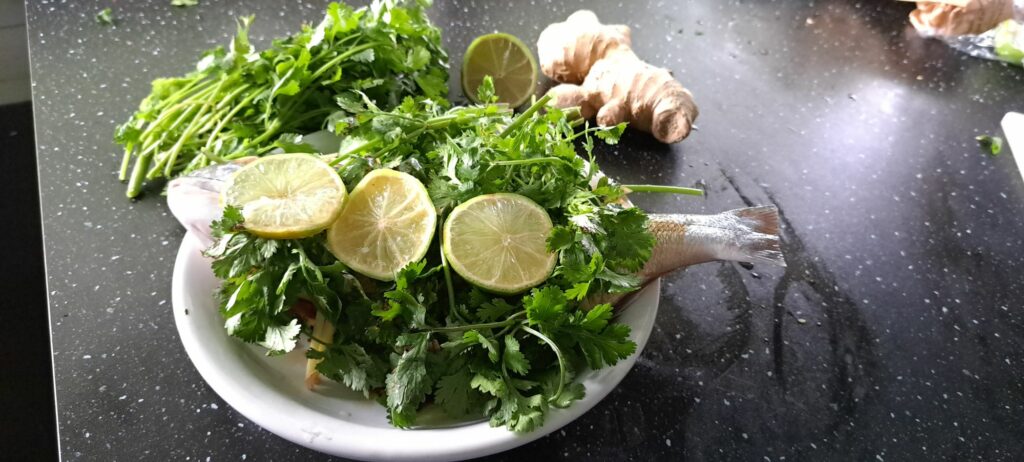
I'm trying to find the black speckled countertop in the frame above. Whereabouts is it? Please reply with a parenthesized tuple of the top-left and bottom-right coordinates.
(28, 0, 1024, 460)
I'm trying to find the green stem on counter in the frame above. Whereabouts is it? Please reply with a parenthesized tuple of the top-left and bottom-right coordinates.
(622, 184, 705, 196)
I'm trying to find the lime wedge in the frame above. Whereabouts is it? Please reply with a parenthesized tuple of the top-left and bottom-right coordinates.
(222, 153, 347, 239)
(443, 193, 556, 294)
(462, 33, 538, 106)
(327, 169, 437, 281)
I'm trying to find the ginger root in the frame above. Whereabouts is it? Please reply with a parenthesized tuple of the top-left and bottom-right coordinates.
(907, 0, 1015, 36)
(537, 10, 698, 144)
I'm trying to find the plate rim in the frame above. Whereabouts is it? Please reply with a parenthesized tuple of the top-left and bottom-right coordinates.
(171, 233, 660, 461)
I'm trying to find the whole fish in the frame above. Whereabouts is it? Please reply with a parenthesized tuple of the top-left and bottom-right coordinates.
(168, 161, 785, 291)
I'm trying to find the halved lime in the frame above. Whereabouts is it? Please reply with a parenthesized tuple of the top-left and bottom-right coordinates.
(462, 33, 538, 106)
(327, 169, 437, 281)
(443, 193, 556, 294)
(222, 153, 347, 239)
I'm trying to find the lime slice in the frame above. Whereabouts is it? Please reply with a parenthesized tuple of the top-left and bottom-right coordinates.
(222, 153, 347, 239)
(443, 193, 556, 294)
(462, 33, 538, 106)
(327, 169, 437, 281)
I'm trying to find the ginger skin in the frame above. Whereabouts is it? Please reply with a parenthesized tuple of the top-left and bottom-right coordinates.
(537, 10, 699, 144)
(909, 0, 1014, 37)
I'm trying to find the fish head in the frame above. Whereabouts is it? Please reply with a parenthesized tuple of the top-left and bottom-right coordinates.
(166, 157, 255, 247)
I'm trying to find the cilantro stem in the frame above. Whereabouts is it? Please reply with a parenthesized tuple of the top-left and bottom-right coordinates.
(284, 108, 335, 130)
(303, 329, 332, 347)
(521, 325, 565, 403)
(309, 41, 381, 81)
(438, 216, 466, 324)
(328, 138, 381, 165)
(488, 157, 576, 168)
(203, 91, 260, 152)
(127, 103, 203, 195)
(157, 75, 231, 177)
(622, 184, 705, 196)
(499, 94, 552, 138)
(249, 119, 283, 146)
(126, 148, 154, 198)
(423, 311, 525, 332)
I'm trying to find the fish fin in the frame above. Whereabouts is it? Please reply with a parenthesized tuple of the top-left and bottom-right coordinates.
(732, 205, 780, 236)
(726, 206, 786, 267)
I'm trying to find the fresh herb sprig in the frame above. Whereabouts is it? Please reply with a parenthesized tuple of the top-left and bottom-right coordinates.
(115, 1, 448, 198)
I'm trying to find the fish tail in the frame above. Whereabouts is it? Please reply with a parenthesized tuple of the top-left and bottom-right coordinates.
(721, 206, 786, 267)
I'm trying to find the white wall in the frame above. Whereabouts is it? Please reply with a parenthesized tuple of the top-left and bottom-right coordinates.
(0, 0, 30, 105)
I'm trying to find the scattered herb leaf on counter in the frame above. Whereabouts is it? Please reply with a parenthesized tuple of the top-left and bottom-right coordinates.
(96, 8, 115, 26)
(171, 0, 200, 7)
(976, 135, 1004, 156)
(115, 0, 449, 198)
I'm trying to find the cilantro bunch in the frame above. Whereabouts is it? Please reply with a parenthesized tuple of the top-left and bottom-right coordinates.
(206, 78, 652, 432)
(115, 0, 448, 198)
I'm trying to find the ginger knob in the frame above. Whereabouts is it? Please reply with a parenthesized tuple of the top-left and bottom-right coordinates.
(537, 10, 699, 143)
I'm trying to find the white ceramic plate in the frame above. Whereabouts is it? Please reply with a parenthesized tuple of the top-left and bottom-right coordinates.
(172, 232, 660, 461)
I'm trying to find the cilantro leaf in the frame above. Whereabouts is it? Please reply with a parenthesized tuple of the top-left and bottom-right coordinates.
(95, 8, 115, 26)
(310, 343, 385, 396)
(564, 305, 636, 369)
(550, 382, 585, 409)
(599, 207, 655, 273)
(385, 333, 433, 428)
(475, 371, 548, 432)
(476, 297, 516, 322)
(258, 318, 301, 355)
(564, 282, 591, 301)
(462, 330, 500, 363)
(470, 370, 505, 396)
(594, 122, 627, 144)
(976, 135, 1003, 157)
(378, 260, 431, 327)
(476, 75, 498, 104)
(524, 286, 568, 326)
(434, 367, 476, 417)
(502, 335, 530, 375)
(546, 226, 574, 252)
